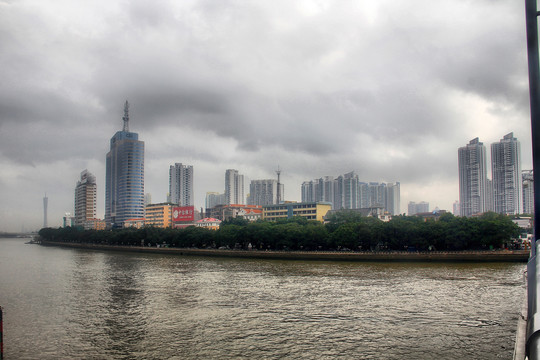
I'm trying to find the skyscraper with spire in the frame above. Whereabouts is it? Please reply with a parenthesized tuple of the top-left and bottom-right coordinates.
(105, 101, 145, 228)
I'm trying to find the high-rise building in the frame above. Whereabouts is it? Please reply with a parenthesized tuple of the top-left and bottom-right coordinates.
(301, 176, 335, 208)
(105, 101, 145, 228)
(523, 170, 534, 215)
(408, 201, 429, 215)
(491, 133, 522, 215)
(321, 176, 334, 206)
(452, 201, 460, 216)
(225, 169, 244, 205)
(368, 182, 387, 208)
(358, 182, 370, 208)
(301, 180, 315, 203)
(458, 138, 488, 217)
(485, 178, 493, 212)
(205, 192, 226, 210)
(338, 172, 359, 210)
(169, 163, 194, 206)
(302, 174, 399, 213)
(145, 193, 152, 206)
(249, 179, 284, 206)
(385, 182, 400, 215)
(74, 170, 97, 227)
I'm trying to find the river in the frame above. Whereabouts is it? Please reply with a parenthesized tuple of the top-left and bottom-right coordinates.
(0, 238, 526, 359)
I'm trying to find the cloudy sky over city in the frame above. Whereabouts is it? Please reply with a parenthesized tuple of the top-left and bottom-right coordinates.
(0, 0, 533, 231)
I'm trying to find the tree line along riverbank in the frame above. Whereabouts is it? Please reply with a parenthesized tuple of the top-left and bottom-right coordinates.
(38, 211, 524, 252)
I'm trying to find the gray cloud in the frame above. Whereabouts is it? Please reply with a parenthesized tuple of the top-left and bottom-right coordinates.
(0, 0, 532, 231)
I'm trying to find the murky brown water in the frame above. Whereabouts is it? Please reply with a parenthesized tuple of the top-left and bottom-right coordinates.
(0, 238, 526, 359)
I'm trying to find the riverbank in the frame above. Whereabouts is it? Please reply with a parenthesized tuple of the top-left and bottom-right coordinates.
(40, 240, 530, 262)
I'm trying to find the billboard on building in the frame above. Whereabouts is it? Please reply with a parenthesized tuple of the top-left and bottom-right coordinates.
(173, 206, 195, 222)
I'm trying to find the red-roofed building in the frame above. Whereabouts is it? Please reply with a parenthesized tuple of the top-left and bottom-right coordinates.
(195, 218, 222, 230)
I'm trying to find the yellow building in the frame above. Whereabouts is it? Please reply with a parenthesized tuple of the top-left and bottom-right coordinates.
(84, 218, 106, 230)
(262, 202, 332, 222)
(145, 203, 173, 228)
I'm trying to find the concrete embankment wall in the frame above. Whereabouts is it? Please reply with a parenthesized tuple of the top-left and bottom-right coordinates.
(40, 241, 530, 262)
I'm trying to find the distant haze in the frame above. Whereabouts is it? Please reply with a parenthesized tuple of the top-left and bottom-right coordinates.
(0, 0, 532, 232)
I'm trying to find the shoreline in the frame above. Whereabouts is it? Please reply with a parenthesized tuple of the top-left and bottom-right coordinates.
(40, 241, 530, 262)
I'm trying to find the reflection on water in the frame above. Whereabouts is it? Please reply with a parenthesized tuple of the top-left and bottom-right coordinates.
(0, 238, 526, 359)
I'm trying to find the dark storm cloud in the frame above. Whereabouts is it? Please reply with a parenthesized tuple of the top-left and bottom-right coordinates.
(81, 0, 526, 161)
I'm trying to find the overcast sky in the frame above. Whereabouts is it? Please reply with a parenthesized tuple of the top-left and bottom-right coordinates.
(0, 0, 533, 232)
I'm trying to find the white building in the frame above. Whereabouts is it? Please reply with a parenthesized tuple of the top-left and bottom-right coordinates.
(385, 182, 400, 215)
(452, 201, 460, 216)
(206, 192, 226, 210)
(491, 133, 522, 215)
(225, 169, 245, 205)
(249, 179, 284, 206)
(301, 173, 400, 214)
(301, 176, 335, 208)
(408, 201, 428, 216)
(169, 163, 194, 206)
(334, 172, 359, 210)
(458, 137, 488, 217)
(523, 170, 534, 215)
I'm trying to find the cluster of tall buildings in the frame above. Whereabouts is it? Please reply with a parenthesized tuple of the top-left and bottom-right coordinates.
(458, 133, 533, 217)
(70, 105, 533, 230)
(205, 170, 284, 208)
(72, 102, 293, 229)
(300, 171, 401, 215)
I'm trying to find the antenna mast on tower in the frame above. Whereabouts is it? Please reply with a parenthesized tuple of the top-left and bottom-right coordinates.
(276, 166, 282, 204)
(122, 101, 129, 132)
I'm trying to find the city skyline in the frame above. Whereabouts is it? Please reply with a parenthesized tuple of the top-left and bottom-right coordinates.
(0, 0, 533, 231)
(301, 173, 401, 215)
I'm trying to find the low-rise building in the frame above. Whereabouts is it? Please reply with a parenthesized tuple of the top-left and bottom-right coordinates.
(83, 218, 106, 230)
(414, 209, 448, 221)
(324, 206, 391, 222)
(145, 203, 173, 228)
(263, 202, 332, 222)
(195, 217, 222, 230)
(207, 204, 262, 221)
(124, 218, 145, 228)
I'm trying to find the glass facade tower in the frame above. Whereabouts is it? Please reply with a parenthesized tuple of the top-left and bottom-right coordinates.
(105, 101, 145, 228)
